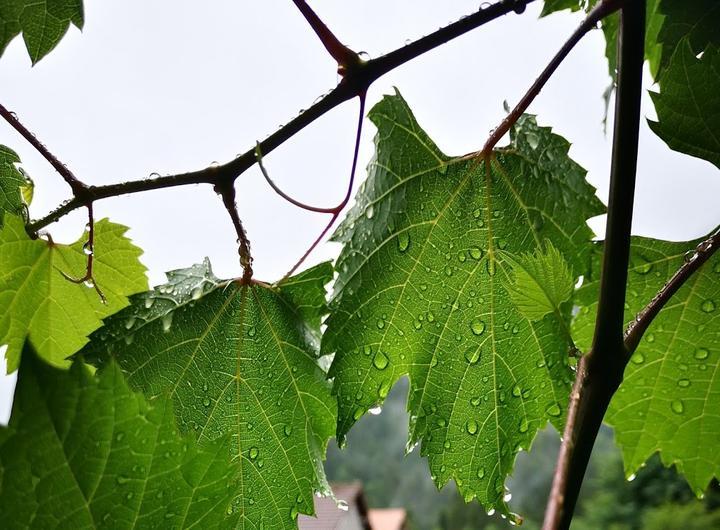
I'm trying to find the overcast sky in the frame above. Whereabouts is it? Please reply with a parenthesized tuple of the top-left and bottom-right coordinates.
(1, 1, 718, 421)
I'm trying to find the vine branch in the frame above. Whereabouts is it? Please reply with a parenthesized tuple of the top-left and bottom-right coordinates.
(481, 0, 621, 154)
(0, 103, 87, 197)
(290, 0, 359, 71)
(624, 227, 720, 354)
(543, 1, 645, 528)
(16, 0, 538, 234)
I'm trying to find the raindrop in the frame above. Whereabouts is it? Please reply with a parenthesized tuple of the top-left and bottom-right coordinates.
(627, 473, 637, 482)
(694, 347, 709, 360)
(376, 318, 385, 330)
(469, 247, 483, 260)
(83, 242, 93, 255)
(397, 232, 410, 253)
(162, 313, 173, 332)
(202, 397, 211, 407)
(144, 297, 154, 309)
(365, 205, 375, 219)
(701, 299, 716, 313)
(470, 396, 481, 406)
(630, 352, 645, 365)
(373, 351, 389, 370)
(436, 417, 447, 427)
(284, 425, 293, 437)
(84, 279, 95, 289)
(124, 317, 136, 330)
(670, 400, 684, 414)
(545, 403, 562, 417)
(378, 380, 391, 398)
(466, 419, 479, 435)
(677, 379, 691, 388)
(464, 348, 481, 365)
(518, 418, 529, 433)
(247, 326, 257, 338)
(477, 467, 486, 479)
(470, 319, 486, 336)
(368, 405, 382, 415)
(249, 447, 259, 460)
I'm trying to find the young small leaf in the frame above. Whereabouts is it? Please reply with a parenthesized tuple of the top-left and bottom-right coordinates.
(0, 345, 237, 527)
(81, 261, 337, 529)
(323, 90, 603, 514)
(0, 214, 148, 371)
(573, 232, 720, 496)
(502, 242, 574, 321)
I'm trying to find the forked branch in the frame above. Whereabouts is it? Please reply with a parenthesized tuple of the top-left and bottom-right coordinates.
(17, 0, 539, 234)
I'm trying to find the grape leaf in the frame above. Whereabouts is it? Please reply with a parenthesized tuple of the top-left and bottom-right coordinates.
(0, 344, 237, 528)
(649, 39, 720, 170)
(0, 145, 26, 224)
(81, 261, 337, 528)
(323, 90, 604, 514)
(0, 0, 83, 63)
(0, 213, 148, 371)
(655, 0, 720, 75)
(573, 231, 720, 495)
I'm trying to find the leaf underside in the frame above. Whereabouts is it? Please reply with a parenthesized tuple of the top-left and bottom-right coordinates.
(649, 39, 720, 170)
(0, 0, 84, 63)
(323, 90, 604, 514)
(573, 233, 720, 495)
(82, 261, 338, 528)
(0, 346, 236, 529)
(0, 214, 148, 371)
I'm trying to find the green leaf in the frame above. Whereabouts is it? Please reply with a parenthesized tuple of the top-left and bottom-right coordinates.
(0, 345, 237, 528)
(600, 0, 663, 81)
(0, 0, 84, 64)
(323, 90, 604, 514)
(540, 0, 587, 17)
(656, 0, 720, 75)
(81, 261, 337, 528)
(649, 39, 720, 170)
(502, 242, 574, 321)
(0, 145, 26, 224)
(0, 213, 148, 371)
(573, 231, 720, 495)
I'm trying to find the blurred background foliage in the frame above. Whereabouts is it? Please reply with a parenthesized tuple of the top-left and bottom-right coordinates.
(325, 379, 720, 529)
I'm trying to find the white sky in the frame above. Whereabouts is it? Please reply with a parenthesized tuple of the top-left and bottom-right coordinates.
(1, 0, 718, 421)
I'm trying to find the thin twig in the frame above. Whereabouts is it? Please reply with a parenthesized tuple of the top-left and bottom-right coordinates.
(624, 227, 720, 354)
(26, 0, 538, 233)
(57, 203, 107, 303)
(480, 0, 622, 154)
(218, 184, 254, 282)
(543, 1, 646, 528)
(0, 102, 87, 196)
(255, 143, 337, 213)
(282, 93, 366, 280)
(290, 0, 359, 70)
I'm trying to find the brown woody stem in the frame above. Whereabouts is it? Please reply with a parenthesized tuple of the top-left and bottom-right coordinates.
(543, 1, 645, 528)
